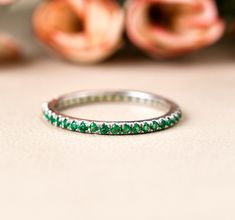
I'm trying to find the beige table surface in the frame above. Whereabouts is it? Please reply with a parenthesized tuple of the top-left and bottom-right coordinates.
(1, 45, 235, 220)
(1, 7, 235, 219)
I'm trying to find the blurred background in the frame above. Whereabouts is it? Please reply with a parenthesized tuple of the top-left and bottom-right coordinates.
(1, 0, 235, 64)
(1, 1, 235, 220)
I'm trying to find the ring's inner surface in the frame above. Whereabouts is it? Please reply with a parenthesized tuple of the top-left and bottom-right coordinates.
(53, 91, 171, 121)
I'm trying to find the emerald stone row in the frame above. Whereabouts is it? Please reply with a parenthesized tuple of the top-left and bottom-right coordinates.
(57, 94, 162, 110)
(42, 107, 182, 135)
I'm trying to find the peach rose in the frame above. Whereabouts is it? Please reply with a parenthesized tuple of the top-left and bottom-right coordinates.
(0, 33, 22, 63)
(33, 0, 124, 63)
(126, 0, 225, 58)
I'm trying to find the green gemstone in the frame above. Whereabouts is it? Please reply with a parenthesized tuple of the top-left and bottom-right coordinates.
(63, 118, 70, 129)
(70, 120, 78, 131)
(151, 121, 159, 131)
(56, 117, 62, 127)
(122, 124, 131, 134)
(178, 112, 182, 119)
(111, 95, 116, 101)
(94, 96, 100, 102)
(142, 122, 150, 133)
(44, 112, 50, 121)
(159, 119, 166, 129)
(50, 114, 56, 124)
(110, 124, 121, 134)
(79, 121, 88, 133)
(166, 118, 172, 127)
(132, 123, 141, 134)
(119, 96, 125, 101)
(103, 96, 108, 101)
(90, 122, 99, 133)
(174, 115, 179, 123)
(100, 123, 109, 135)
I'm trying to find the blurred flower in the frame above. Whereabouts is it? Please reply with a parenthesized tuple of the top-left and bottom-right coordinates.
(0, 33, 22, 63)
(33, 0, 124, 64)
(0, 0, 15, 5)
(126, 0, 225, 58)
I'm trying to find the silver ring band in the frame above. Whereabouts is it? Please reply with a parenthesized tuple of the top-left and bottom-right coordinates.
(42, 90, 182, 135)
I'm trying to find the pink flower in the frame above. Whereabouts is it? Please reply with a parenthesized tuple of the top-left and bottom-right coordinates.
(0, 33, 22, 63)
(33, 0, 124, 64)
(126, 0, 225, 58)
(0, 0, 15, 5)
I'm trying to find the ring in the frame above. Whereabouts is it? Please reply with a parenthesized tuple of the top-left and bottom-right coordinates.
(42, 90, 182, 135)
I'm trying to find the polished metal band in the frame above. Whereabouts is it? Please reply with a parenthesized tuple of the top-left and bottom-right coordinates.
(42, 90, 182, 135)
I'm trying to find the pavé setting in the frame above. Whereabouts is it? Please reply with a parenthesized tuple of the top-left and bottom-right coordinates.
(42, 90, 182, 135)
(90, 122, 99, 133)
(100, 123, 109, 135)
(122, 124, 132, 134)
(111, 124, 121, 135)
